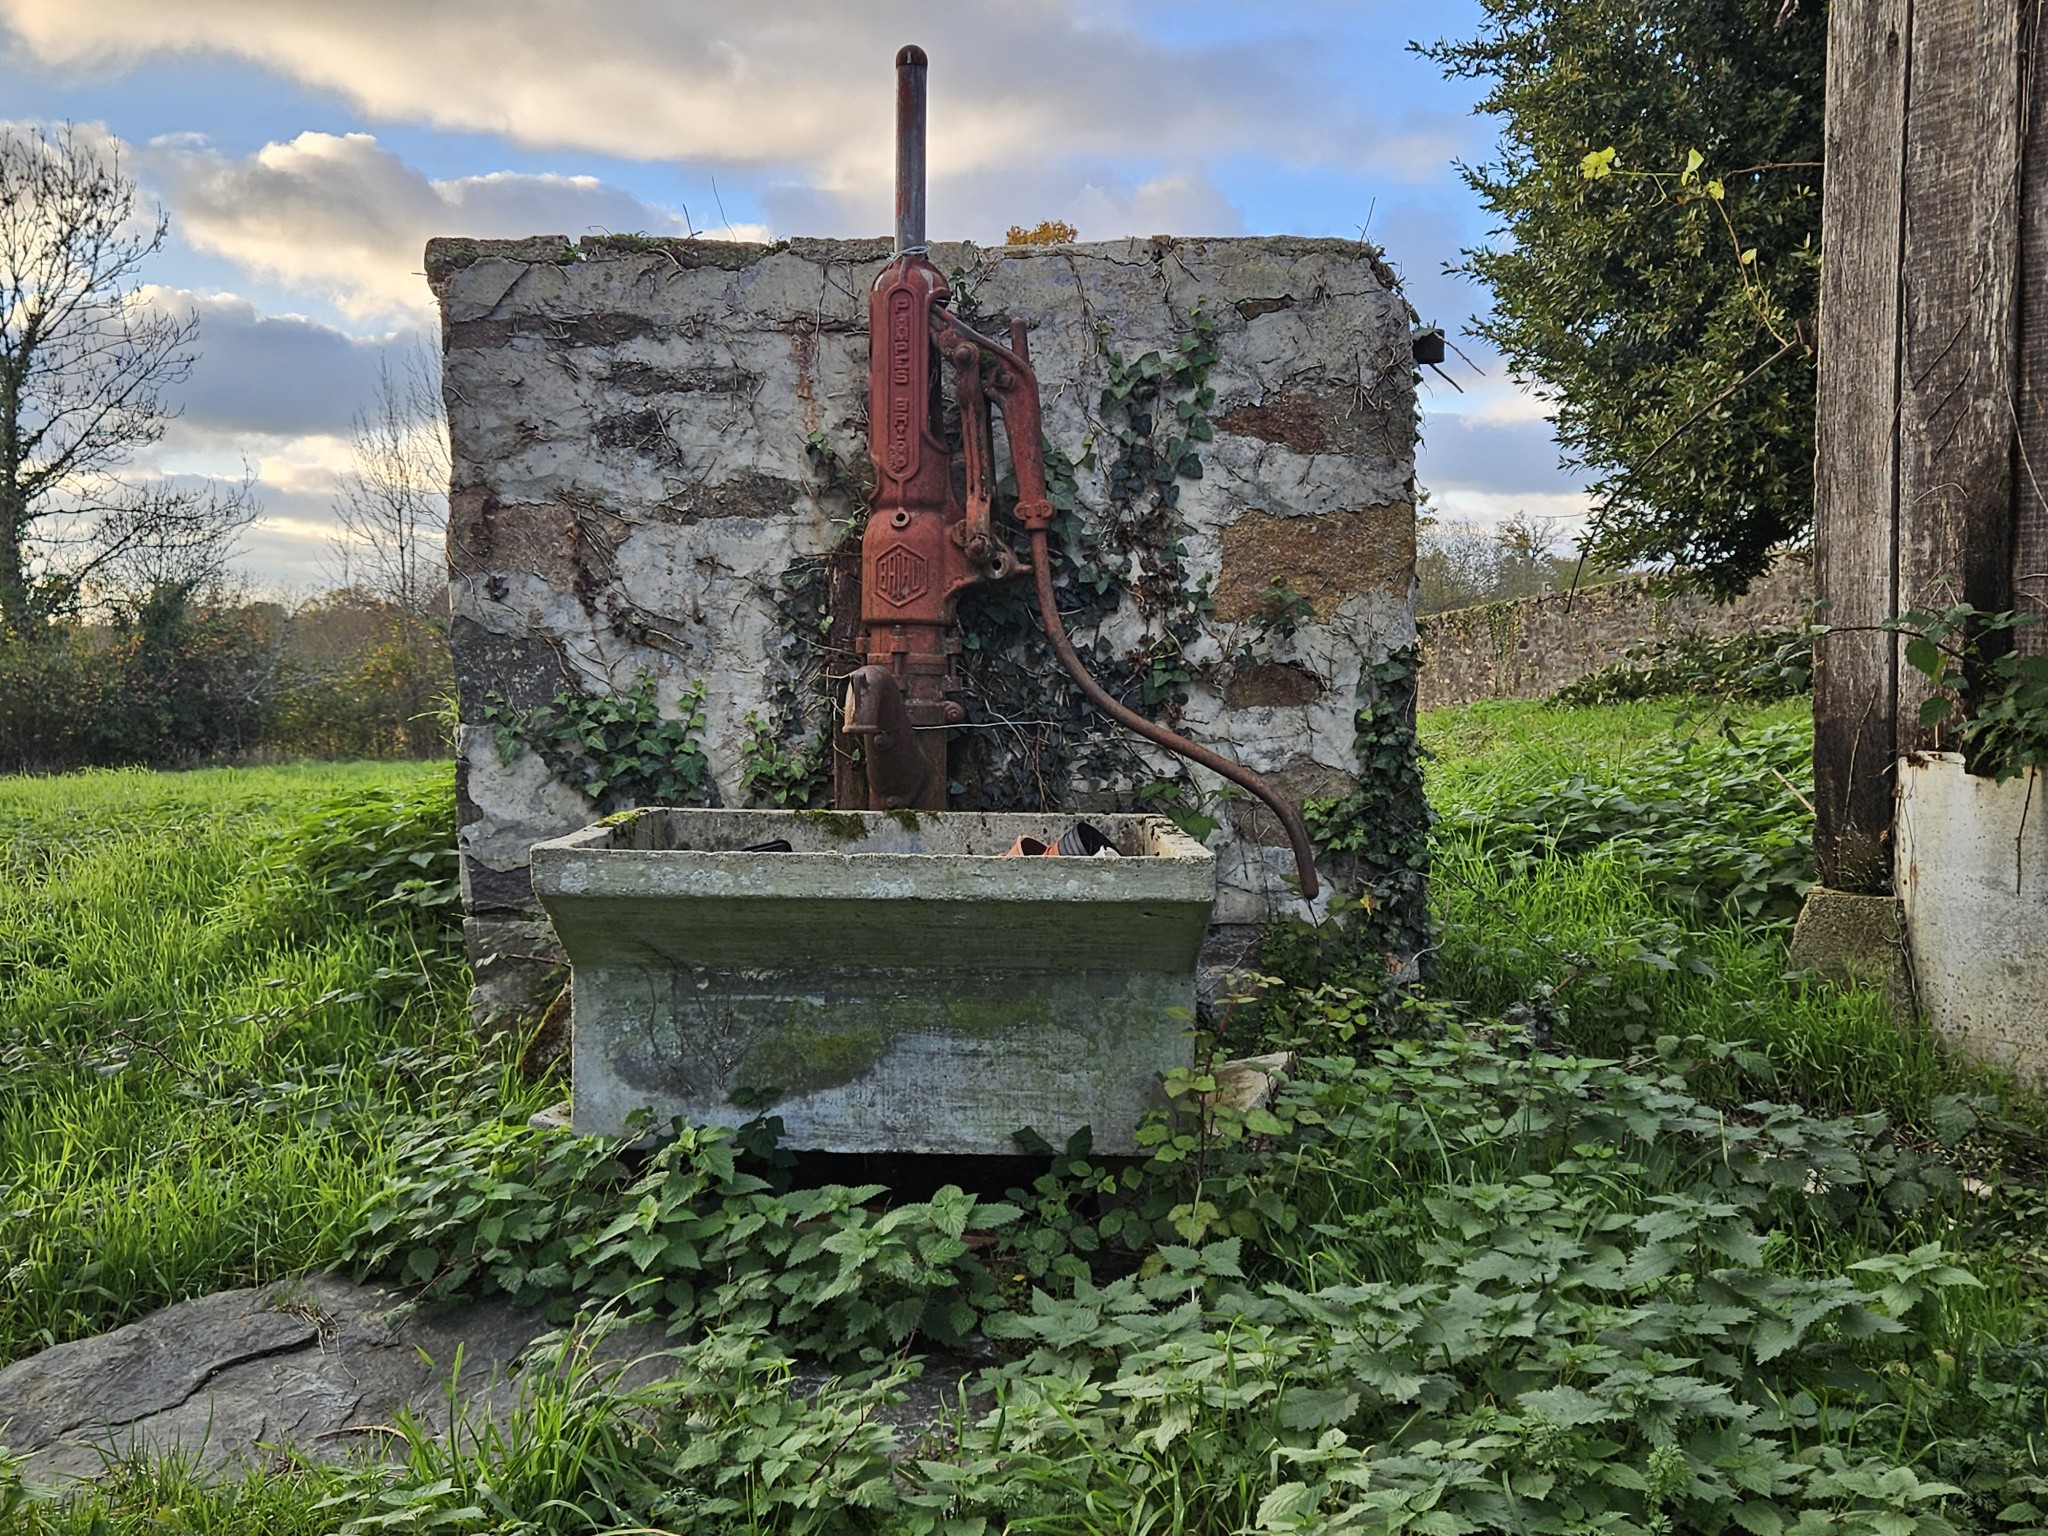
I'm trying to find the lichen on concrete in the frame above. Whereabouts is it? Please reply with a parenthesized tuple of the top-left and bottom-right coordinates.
(796, 809, 871, 842)
(532, 809, 1215, 1153)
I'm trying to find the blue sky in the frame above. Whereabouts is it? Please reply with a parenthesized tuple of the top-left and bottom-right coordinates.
(0, 0, 1590, 590)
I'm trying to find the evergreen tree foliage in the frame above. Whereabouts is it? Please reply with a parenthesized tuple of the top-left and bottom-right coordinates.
(1422, 1, 1825, 595)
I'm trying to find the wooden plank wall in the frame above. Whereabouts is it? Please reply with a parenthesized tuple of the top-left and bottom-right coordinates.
(1814, 0, 2036, 890)
(2020, 0, 2048, 657)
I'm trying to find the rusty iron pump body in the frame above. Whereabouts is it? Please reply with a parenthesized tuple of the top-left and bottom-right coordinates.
(842, 44, 1321, 900)
(844, 45, 1046, 812)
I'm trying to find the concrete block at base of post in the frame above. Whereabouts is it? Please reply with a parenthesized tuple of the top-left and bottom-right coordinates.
(1788, 886, 1912, 1021)
(529, 808, 1216, 1155)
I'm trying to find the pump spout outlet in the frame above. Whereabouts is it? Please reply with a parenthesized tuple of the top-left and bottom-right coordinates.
(842, 664, 936, 810)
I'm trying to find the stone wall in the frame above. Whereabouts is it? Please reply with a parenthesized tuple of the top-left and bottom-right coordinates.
(1416, 555, 1811, 712)
(430, 234, 1421, 1027)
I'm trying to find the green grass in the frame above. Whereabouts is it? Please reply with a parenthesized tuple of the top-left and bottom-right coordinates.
(1420, 696, 2048, 1141)
(7, 711, 2048, 1535)
(1419, 693, 1812, 812)
(0, 761, 542, 1365)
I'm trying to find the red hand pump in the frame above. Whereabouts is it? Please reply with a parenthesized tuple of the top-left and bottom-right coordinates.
(843, 44, 1320, 901)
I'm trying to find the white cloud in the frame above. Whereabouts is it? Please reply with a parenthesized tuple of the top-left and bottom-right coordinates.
(1426, 485, 1593, 539)
(764, 160, 1248, 248)
(0, 0, 1379, 190)
(139, 131, 696, 320)
(195, 434, 356, 591)
(1368, 127, 1475, 186)
(1068, 171, 1247, 239)
(1432, 376, 1559, 428)
(1468, 387, 1556, 427)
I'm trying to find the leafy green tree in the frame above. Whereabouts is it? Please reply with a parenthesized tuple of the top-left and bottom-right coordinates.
(1422, 1, 1825, 596)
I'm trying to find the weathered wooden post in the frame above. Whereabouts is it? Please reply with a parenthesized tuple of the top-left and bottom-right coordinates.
(1803, 0, 2048, 1056)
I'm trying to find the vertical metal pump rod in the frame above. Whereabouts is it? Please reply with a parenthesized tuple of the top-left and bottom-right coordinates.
(894, 44, 927, 252)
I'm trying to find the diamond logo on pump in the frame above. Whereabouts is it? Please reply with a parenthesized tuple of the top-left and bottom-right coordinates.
(874, 544, 929, 607)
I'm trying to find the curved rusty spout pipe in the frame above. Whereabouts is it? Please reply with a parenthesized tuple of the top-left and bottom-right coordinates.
(1026, 529, 1320, 902)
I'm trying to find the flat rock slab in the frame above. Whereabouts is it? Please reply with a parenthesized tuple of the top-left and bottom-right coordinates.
(0, 1275, 977, 1487)
(0, 1275, 563, 1486)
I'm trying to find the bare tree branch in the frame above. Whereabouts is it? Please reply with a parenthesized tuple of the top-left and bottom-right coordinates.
(329, 341, 450, 638)
(0, 122, 253, 632)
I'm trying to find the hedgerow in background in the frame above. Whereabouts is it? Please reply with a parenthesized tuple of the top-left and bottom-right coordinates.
(0, 588, 273, 773)
(0, 587, 457, 774)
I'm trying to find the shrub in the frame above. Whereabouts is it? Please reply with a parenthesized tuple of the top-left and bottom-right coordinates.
(345, 1116, 1019, 1362)
(1554, 627, 1809, 707)
(0, 588, 272, 772)
(325, 1030, 2046, 1536)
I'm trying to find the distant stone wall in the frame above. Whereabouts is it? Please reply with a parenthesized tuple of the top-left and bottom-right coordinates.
(1417, 556, 1811, 712)
(431, 234, 1422, 1028)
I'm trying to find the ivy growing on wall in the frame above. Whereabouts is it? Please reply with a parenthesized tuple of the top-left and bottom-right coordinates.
(482, 673, 717, 811)
(760, 285, 1433, 969)
(738, 713, 829, 809)
(1264, 647, 1435, 990)
(742, 433, 869, 809)
(951, 306, 1223, 813)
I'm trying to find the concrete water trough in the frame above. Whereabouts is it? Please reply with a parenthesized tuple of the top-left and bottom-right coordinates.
(529, 809, 1217, 1155)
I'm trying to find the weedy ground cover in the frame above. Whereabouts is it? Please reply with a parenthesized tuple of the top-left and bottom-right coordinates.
(5, 698, 2048, 1535)
(1422, 698, 2048, 1135)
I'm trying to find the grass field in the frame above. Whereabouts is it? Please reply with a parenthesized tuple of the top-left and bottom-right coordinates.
(2, 706, 2046, 1535)
(0, 762, 546, 1365)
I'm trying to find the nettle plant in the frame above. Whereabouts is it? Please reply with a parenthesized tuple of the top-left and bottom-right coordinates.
(340, 1026, 2041, 1536)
